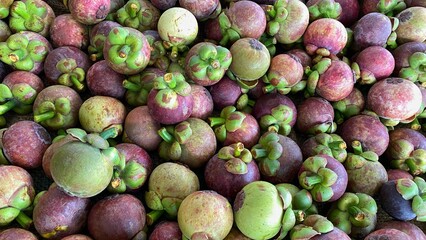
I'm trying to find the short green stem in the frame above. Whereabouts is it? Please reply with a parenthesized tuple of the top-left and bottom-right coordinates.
(119, 45, 131, 58)
(100, 127, 120, 140)
(304, 174, 323, 186)
(15, 211, 32, 229)
(0, 100, 17, 115)
(209, 117, 226, 127)
(348, 206, 368, 223)
(146, 210, 164, 226)
(251, 148, 268, 159)
(33, 111, 55, 123)
(234, 142, 244, 157)
(122, 80, 141, 91)
(70, 75, 84, 91)
(158, 128, 175, 143)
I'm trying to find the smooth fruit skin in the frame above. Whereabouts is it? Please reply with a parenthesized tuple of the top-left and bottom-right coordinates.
(178, 190, 233, 240)
(50, 141, 114, 198)
(233, 181, 283, 239)
(0, 228, 38, 240)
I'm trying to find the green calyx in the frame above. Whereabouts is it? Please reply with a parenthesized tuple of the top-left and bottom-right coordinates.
(108, 157, 147, 193)
(298, 156, 337, 202)
(328, 193, 377, 234)
(116, 0, 157, 32)
(0, 0, 13, 19)
(217, 142, 252, 174)
(146, 36, 169, 71)
(188, 44, 232, 83)
(162, 40, 190, 62)
(145, 190, 182, 225)
(305, 58, 332, 98)
(107, 27, 147, 70)
(265, 0, 289, 36)
(311, 133, 347, 163)
(55, 58, 85, 92)
(0, 185, 34, 229)
(395, 177, 426, 221)
(0, 83, 37, 115)
(262, 70, 292, 95)
(218, 12, 241, 46)
(123, 71, 157, 106)
(65, 127, 120, 150)
(308, 0, 342, 21)
(345, 140, 379, 169)
(209, 106, 246, 142)
(389, 139, 426, 175)
(88, 34, 107, 61)
(351, 62, 377, 85)
(377, 0, 406, 16)
(33, 97, 71, 129)
(259, 105, 294, 136)
(332, 95, 363, 124)
(290, 215, 334, 240)
(9, 0, 47, 34)
(307, 121, 337, 136)
(251, 131, 283, 176)
(259, 33, 277, 57)
(152, 72, 191, 109)
(158, 122, 193, 161)
(386, 17, 399, 49)
(399, 52, 426, 84)
(0, 33, 48, 71)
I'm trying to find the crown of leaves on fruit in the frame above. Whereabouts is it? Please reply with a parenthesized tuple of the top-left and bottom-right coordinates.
(217, 142, 252, 175)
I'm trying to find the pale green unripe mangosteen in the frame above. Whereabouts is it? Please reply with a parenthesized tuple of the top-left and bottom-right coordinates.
(233, 181, 284, 239)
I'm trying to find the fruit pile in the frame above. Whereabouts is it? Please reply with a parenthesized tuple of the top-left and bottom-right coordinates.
(1, 0, 426, 239)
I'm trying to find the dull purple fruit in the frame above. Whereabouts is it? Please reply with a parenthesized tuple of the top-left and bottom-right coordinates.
(68, 0, 110, 25)
(49, 14, 89, 49)
(86, 60, 126, 98)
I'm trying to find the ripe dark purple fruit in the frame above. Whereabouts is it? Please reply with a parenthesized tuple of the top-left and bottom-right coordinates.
(49, 14, 89, 49)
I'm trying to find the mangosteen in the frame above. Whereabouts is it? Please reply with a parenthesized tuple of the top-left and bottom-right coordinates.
(88, 20, 122, 62)
(149, 221, 182, 240)
(302, 133, 347, 163)
(115, 0, 160, 32)
(178, 190, 233, 239)
(158, 118, 217, 169)
(332, 87, 365, 124)
(395, 7, 426, 44)
(296, 97, 337, 135)
(67, 0, 110, 25)
(49, 14, 89, 49)
(179, 0, 221, 21)
(87, 60, 126, 99)
(290, 215, 334, 239)
(0, 228, 37, 239)
(189, 84, 214, 120)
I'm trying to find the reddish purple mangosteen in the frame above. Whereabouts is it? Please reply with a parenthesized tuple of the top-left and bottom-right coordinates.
(392, 41, 426, 82)
(352, 46, 395, 85)
(67, 0, 110, 25)
(352, 12, 396, 50)
(305, 58, 355, 101)
(303, 18, 347, 57)
(367, 77, 423, 126)
(209, 76, 243, 110)
(296, 97, 337, 135)
(339, 114, 390, 156)
(86, 60, 126, 99)
(49, 14, 89, 49)
(179, 0, 221, 21)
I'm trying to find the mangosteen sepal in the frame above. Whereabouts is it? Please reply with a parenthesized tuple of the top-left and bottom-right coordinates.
(0, 207, 33, 229)
(9, 0, 47, 34)
(33, 97, 72, 129)
(264, 0, 289, 36)
(218, 12, 241, 46)
(377, 0, 406, 17)
(289, 215, 334, 240)
(308, 0, 342, 21)
(218, 143, 253, 175)
(351, 62, 376, 85)
(251, 131, 283, 176)
(188, 44, 232, 82)
(55, 58, 85, 92)
(305, 58, 332, 98)
(399, 52, 426, 83)
(385, 17, 399, 49)
(116, 0, 156, 31)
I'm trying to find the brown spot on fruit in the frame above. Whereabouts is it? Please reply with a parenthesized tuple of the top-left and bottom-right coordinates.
(398, 10, 413, 22)
(386, 78, 403, 84)
(233, 190, 245, 211)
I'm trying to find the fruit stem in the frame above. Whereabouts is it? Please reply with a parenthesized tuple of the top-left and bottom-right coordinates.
(351, 140, 363, 155)
(234, 142, 244, 157)
(0, 100, 17, 115)
(70, 75, 85, 92)
(15, 211, 32, 229)
(33, 111, 55, 123)
(209, 117, 226, 127)
(348, 206, 369, 224)
(146, 210, 164, 226)
(99, 127, 119, 140)
(303, 174, 323, 187)
(251, 148, 268, 159)
(122, 79, 141, 91)
(158, 128, 175, 143)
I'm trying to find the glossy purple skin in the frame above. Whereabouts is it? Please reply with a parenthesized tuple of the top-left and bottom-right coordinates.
(149, 221, 182, 240)
(316, 60, 355, 102)
(335, 0, 359, 26)
(387, 127, 426, 152)
(298, 154, 348, 202)
(115, 143, 153, 190)
(204, 155, 260, 201)
(2, 71, 44, 94)
(3, 120, 51, 169)
(68, 0, 110, 25)
(364, 228, 413, 240)
(0, 19, 11, 42)
(247, 80, 266, 100)
(379, 180, 416, 221)
(44, 46, 91, 85)
(377, 221, 426, 240)
(392, 41, 426, 74)
(310, 227, 351, 240)
(189, 84, 214, 120)
(262, 135, 303, 184)
(209, 76, 242, 110)
(33, 184, 91, 240)
(0, 228, 38, 240)
(88, 194, 146, 240)
(225, 0, 267, 40)
(123, 106, 162, 152)
(339, 114, 389, 156)
(355, 46, 395, 80)
(367, 78, 423, 121)
(223, 113, 260, 149)
(179, 0, 219, 20)
(49, 14, 89, 49)
(0, 61, 11, 81)
(252, 93, 297, 126)
(87, 60, 126, 98)
(150, 0, 177, 10)
(303, 18, 347, 55)
(204, 16, 222, 42)
(405, 0, 426, 7)
(296, 97, 335, 134)
(147, 89, 193, 125)
(387, 169, 414, 181)
(353, 12, 392, 51)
